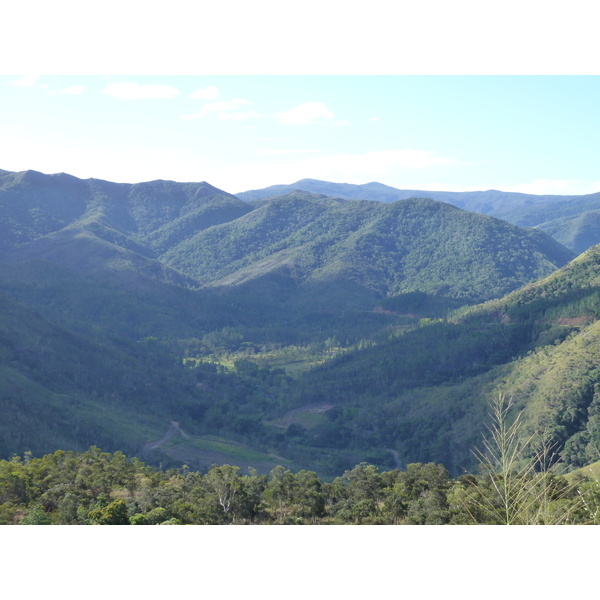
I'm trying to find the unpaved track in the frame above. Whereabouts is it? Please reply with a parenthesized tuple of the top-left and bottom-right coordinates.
(142, 421, 190, 451)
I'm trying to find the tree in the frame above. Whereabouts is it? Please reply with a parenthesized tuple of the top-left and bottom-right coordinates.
(87, 499, 131, 525)
(203, 465, 245, 524)
(19, 505, 52, 525)
(262, 466, 299, 524)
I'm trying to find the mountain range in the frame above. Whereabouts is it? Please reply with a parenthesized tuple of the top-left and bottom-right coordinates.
(0, 169, 574, 321)
(237, 179, 600, 255)
(2, 167, 600, 477)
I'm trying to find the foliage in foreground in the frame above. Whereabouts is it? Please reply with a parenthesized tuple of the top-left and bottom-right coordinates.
(1, 443, 597, 525)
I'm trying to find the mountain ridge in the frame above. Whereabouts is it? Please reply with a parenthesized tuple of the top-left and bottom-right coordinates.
(237, 178, 600, 254)
(0, 169, 574, 320)
(1, 166, 597, 476)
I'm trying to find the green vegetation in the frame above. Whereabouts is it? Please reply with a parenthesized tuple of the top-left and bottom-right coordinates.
(3, 167, 600, 494)
(1, 444, 595, 525)
(238, 178, 600, 254)
(252, 244, 600, 475)
(454, 394, 583, 524)
(163, 191, 573, 310)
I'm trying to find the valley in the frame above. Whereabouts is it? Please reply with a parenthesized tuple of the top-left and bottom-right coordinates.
(3, 167, 600, 524)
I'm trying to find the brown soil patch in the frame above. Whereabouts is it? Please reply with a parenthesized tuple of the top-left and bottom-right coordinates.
(557, 316, 594, 326)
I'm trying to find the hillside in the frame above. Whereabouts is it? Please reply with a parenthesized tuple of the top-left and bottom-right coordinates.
(162, 190, 574, 314)
(0, 167, 593, 478)
(0, 169, 251, 255)
(0, 285, 305, 470)
(274, 244, 600, 474)
(0, 170, 260, 339)
(0, 169, 574, 333)
(237, 179, 600, 254)
(0, 289, 189, 457)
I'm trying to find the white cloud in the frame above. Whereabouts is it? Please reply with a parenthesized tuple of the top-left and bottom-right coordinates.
(369, 117, 379, 121)
(10, 75, 39, 87)
(61, 85, 85, 95)
(180, 98, 252, 120)
(189, 85, 219, 99)
(102, 82, 179, 99)
(218, 110, 262, 121)
(497, 179, 600, 196)
(274, 102, 334, 125)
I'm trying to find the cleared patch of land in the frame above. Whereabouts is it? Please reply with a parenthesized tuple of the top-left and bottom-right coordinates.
(149, 434, 292, 475)
(268, 403, 334, 429)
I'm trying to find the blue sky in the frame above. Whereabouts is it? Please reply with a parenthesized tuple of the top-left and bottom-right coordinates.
(2, 75, 599, 196)
(2, 0, 599, 197)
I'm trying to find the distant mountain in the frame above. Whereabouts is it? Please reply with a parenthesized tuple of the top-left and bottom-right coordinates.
(237, 179, 600, 254)
(498, 195, 600, 254)
(0, 170, 574, 327)
(236, 178, 571, 210)
(161, 190, 574, 318)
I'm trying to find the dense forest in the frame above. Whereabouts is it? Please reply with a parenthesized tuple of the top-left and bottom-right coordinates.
(4, 440, 600, 525)
(3, 167, 600, 523)
(239, 178, 600, 254)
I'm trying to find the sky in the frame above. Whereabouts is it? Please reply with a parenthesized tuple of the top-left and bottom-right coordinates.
(2, 75, 600, 196)
(1, 1, 599, 197)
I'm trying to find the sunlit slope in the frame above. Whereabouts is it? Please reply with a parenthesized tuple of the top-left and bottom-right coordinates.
(279, 244, 600, 473)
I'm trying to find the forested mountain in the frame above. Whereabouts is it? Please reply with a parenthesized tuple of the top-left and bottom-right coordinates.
(279, 244, 600, 474)
(0, 167, 598, 484)
(237, 179, 600, 254)
(0, 169, 259, 339)
(236, 178, 569, 211)
(0, 169, 252, 254)
(162, 191, 573, 314)
(0, 169, 573, 330)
